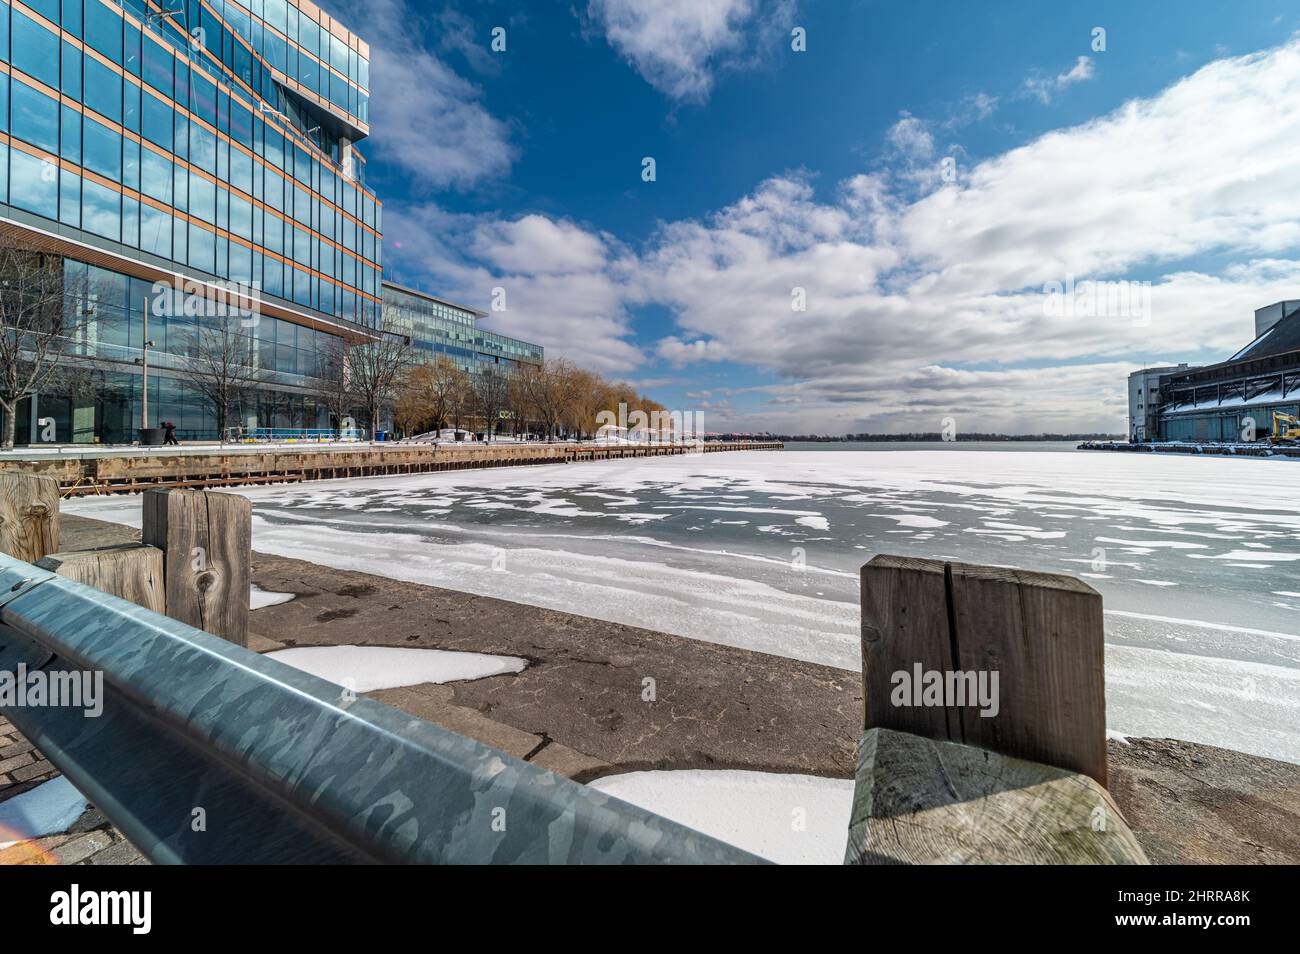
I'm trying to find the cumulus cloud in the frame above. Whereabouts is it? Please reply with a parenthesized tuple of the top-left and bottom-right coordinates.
(376, 38, 1300, 433)
(382, 204, 643, 374)
(627, 40, 1300, 432)
(327, 0, 515, 189)
(583, 0, 795, 102)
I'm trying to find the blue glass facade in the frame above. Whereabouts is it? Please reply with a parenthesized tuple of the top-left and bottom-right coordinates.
(382, 281, 544, 374)
(1, 0, 381, 326)
(1, 1, 547, 445)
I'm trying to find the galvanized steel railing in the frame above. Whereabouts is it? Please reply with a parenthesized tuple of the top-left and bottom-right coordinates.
(0, 554, 762, 864)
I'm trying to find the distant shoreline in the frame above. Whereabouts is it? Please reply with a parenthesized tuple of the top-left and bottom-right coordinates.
(762, 433, 1123, 443)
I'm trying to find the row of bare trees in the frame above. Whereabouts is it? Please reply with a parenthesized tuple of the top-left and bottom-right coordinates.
(391, 354, 667, 442)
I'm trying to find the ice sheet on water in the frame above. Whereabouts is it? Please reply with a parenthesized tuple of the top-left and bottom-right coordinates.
(67, 450, 1300, 764)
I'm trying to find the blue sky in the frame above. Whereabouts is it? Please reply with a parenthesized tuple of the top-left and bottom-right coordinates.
(325, 0, 1300, 434)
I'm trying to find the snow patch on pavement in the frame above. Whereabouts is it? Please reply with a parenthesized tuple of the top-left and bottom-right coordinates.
(266, 645, 526, 692)
(589, 769, 853, 865)
(250, 584, 296, 609)
(0, 777, 90, 850)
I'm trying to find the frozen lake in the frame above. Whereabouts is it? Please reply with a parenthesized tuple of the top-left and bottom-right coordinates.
(68, 445, 1300, 764)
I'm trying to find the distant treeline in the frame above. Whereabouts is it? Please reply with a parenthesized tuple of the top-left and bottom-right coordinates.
(768, 433, 1125, 442)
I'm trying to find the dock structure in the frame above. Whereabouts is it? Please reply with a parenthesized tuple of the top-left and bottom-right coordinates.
(1079, 440, 1300, 459)
(0, 441, 784, 496)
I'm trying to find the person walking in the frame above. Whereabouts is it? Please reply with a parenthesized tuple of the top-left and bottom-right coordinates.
(163, 420, 179, 445)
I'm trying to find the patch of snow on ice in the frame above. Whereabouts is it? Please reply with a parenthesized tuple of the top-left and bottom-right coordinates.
(795, 515, 830, 531)
(869, 513, 949, 528)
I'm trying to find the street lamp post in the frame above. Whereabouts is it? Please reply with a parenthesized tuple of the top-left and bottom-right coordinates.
(136, 296, 156, 442)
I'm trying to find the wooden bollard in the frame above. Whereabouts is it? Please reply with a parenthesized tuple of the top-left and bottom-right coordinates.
(0, 472, 60, 563)
(142, 489, 251, 647)
(37, 544, 166, 614)
(861, 554, 1107, 786)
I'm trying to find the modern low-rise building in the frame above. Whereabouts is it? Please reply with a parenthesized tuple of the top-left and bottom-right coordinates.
(381, 280, 543, 375)
(1, 0, 383, 443)
(1150, 301, 1300, 442)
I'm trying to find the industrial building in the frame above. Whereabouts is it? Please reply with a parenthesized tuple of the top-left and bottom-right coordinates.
(1127, 363, 1189, 442)
(1131, 301, 1300, 442)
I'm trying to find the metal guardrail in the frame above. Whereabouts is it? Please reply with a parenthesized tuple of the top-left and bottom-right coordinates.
(0, 554, 763, 864)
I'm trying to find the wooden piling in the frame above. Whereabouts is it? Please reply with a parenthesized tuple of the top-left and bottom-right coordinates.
(0, 473, 60, 563)
(860, 554, 1108, 786)
(142, 489, 251, 646)
(37, 544, 166, 614)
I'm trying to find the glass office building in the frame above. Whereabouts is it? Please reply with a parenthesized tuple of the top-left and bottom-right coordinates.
(382, 281, 543, 375)
(1, 0, 382, 442)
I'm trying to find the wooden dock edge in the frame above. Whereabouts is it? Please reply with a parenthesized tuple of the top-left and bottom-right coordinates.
(0, 441, 785, 496)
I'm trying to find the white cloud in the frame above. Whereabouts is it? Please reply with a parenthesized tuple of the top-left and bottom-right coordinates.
(377, 37, 1300, 434)
(584, 0, 794, 102)
(885, 114, 935, 162)
(470, 215, 610, 275)
(328, 0, 515, 189)
(382, 204, 644, 374)
(1025, 55, 1097, 104)
(625, 40, 1300, 432)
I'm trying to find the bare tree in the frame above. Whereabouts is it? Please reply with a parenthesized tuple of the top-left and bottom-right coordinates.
(0, 238, 91, 449)
(394, 354, 470, 436)
(348, 331, 411, 440)
(184, 318, 268, 441)
(472, 363, 510, 442)
(313, 336, 358, 434)
(517, 357, 579, 441)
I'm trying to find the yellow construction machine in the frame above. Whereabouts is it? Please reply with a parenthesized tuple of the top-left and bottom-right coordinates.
(1270, 411, 1300, 443)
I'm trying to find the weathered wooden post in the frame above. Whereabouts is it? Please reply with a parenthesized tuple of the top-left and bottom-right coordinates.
(142, 489, 251, 646)
(0, 472, 60, 563)
(848, 554, 1146, 864)
(37, 545, 166, 613)
(861, 554, 1107, 783)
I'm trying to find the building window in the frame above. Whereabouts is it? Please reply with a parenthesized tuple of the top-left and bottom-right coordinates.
(9, 148, 59, 219)
(142, 38, 173, 97)
(84, 56, 123, 123)
(84, 0, 124, 65)
(12, 80, 59, 154)
(142, 95, 173, 151)
(83, 116, 122, 180)
(12, 11, 60, 88)
(82, 178, 121, 241)
(140, 203, 172, 258)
